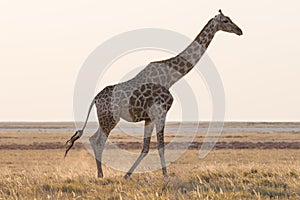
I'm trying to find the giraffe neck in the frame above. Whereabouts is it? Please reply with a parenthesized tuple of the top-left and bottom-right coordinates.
(130, 18, 219, 89)
(168, 18, 218, 76)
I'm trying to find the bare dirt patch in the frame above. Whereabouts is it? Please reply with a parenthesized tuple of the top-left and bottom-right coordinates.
(1, 141, 299, 150)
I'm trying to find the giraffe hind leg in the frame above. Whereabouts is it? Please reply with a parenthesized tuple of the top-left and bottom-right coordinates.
(90, 117, 119, 178)
(89, 128, 109, 178)
(92, 85, 119, 178)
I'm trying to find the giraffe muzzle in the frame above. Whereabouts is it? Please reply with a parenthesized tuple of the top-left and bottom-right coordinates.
(235, 27, 243, 36)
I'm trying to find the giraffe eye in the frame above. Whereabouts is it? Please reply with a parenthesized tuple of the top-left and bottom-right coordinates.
(223, 20, 229, 23)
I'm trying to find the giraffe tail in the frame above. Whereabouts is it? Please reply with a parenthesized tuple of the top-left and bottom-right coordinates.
(64, 98, 96, 158)
(64, 130, 83, 158)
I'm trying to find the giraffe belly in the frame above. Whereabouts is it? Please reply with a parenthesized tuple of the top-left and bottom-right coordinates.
(119, 106, 145, 122)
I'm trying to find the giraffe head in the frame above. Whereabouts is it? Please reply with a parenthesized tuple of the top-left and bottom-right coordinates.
(214, 10, 243, 36)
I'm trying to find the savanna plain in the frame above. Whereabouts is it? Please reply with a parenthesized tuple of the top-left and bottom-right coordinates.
(0, 122, 299, 199)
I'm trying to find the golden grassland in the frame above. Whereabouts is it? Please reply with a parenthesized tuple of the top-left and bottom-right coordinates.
(0, 127, 300, 199)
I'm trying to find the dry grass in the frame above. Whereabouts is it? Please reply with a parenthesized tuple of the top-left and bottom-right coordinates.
(0, 127, 300, 199)
(0, 148, 299, 199)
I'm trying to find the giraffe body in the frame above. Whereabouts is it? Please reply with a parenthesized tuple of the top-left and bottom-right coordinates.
(65, 10, 243, 179)
(94, 82, 174, 124)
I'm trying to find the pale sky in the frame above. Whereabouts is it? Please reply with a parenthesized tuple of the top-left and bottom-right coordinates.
(1, 0, 300, 121)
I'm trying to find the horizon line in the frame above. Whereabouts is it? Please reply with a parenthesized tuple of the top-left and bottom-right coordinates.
(0, 120, 300, 123)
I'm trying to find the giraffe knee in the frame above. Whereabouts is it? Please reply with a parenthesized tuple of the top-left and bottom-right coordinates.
(89, 134, 98, 146)
(142, 146, 150, 155)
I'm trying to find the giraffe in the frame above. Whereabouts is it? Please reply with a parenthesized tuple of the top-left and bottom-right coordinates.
(65, 10, 242, 179)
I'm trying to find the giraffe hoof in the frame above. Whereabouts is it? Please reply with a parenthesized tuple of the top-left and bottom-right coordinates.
(124, 174, 131, 180)
(163, 175, 169, 181)
(97, 173, 104, 178)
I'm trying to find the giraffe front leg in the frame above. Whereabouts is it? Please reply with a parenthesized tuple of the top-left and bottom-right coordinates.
(155, 117, 168, 178)
(124, 120, 154, 179)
